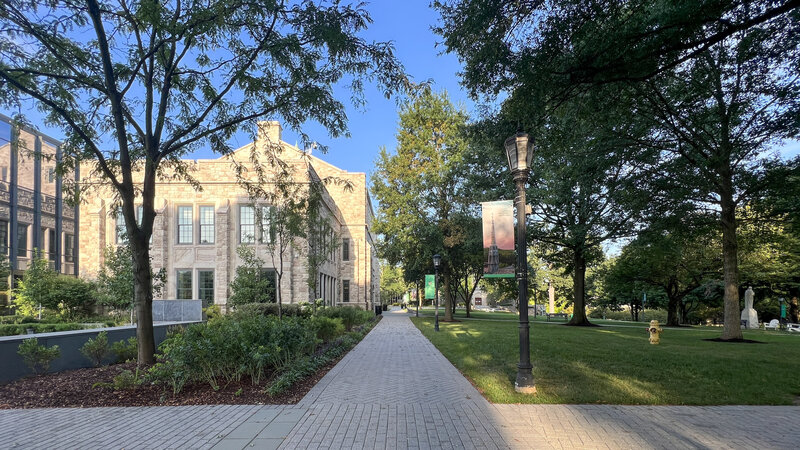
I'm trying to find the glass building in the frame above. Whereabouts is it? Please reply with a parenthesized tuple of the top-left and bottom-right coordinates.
(0, 114, 79, 304)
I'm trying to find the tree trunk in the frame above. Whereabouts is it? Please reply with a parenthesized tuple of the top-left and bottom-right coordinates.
(131, 235, 155, 365)
(276, 273, 283, 319)
(567, 247, 592, 326)
(720, 179, 742, 340)
(666, 281, 680, 326)
(666, 294, 680, 326)
(465, 275, 471, 318)
(443, 274, 453, 321)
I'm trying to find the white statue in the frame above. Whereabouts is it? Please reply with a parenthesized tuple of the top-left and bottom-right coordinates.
(741, 287, 759, 329)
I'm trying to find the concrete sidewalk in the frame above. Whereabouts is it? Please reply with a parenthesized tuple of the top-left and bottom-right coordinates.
(1, 309, 798, 449)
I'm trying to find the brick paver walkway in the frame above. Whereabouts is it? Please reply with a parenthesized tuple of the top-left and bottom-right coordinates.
(1, 309, 799, 449)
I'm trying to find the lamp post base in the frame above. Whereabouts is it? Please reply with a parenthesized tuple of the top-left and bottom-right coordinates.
(515, 369, 536, 394)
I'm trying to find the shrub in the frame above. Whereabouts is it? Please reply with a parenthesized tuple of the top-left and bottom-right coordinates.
(311, 316, 344, 342)
(112, 337, 138, 362)
(112, 368, 142, 390)
(148, 315, 318, 394)
(318, 306, 371, 331)
(0, 323, 86, 336)
(232, 302, 309, 319)
(17, 338, 60, 374)
(267, 316, 380, 396)
(80, 331, 111, 367)
(203, 304, 222, 321)
(13, 255, 97, 320)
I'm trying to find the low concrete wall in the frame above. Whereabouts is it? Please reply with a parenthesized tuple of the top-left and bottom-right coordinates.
(0, 321, 199, 384)
(152, 300, 203, 322)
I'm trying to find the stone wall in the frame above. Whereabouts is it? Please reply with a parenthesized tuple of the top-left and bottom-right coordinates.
(78, 122, 378, 310)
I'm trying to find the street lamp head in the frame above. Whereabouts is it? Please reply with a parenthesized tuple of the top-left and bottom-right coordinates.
(504, 131, 534, 174)
(433, 254, 441, 269)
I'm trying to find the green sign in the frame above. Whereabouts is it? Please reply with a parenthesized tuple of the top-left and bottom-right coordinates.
(425, 275, 436, 299)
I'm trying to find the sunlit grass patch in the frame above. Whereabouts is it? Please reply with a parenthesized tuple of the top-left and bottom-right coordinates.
(411, 316, 800, 405)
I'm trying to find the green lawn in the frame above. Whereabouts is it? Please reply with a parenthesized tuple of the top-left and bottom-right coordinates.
(410, 315, 800, 405)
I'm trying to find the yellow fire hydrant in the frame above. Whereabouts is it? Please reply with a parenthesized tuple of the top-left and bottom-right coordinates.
(647, 320, 662, 345)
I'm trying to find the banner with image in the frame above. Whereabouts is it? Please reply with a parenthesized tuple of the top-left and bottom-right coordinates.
(482, 200, 515, 278)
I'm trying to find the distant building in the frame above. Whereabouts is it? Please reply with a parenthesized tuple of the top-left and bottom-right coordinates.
(0, 114, 79, 304)
(78, 122, 379, 310)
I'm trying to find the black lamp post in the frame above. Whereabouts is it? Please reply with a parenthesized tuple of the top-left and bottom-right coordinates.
(433, 254, 441, 332)
(504, 131, 536, 394)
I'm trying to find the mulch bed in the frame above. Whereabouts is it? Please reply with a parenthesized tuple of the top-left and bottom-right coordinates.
(0, 354, 344, 410)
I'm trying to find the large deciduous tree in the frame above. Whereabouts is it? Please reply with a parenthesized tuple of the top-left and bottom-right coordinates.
(0, 0, 406, 362)
(372, 89, 471, 322)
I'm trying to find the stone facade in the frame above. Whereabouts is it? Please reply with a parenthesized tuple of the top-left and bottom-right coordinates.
(0, 114, 78, 295)
(78, 121, 378, 310)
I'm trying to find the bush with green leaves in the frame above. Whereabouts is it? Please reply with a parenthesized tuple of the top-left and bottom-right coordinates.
(12, 255, 97, 320)
(203, 304, 222, 321)
(228, 246, 276, 307)
(147, 315, 317, 394)
(232, 302, 309, 319)
(111, 336, 138, 362)
(0, 323, 86, 336)
(111, 336, 139, 362)
(310, 316, 344, 342)
(318, 306, 372, 331)
(96, 244, 166, 310)
(267, 315, 379, 396)
(17, 338, 60, 374)
(80, 331, 111, 367)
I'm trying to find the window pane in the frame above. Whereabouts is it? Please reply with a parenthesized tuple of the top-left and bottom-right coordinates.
(48, 228, 55, 260)
(199, 206, 214, 244)
(176, 270, 192, 299)
(177, 206, 192, 244)
(0, 220, 7, 255)
(198, 270, 214, 303)
(64, 234, 74, 263)
(342, 280, 350, 302)
(240, 205, 255, 243)
(116, 209, 127, 244)
(342, 238, 349, 261)
(259, 206, 271, 243)
(17, 224, 27, 257)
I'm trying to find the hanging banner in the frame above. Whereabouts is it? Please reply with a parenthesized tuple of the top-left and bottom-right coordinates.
(424, 274, 436, 299)
(482, 200, 515, 278)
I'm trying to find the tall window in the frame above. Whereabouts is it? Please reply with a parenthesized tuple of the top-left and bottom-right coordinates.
(48, 228, 56, 260)
(17, 224, 28, 257)
(64, 234, 74, 263)
(177, 206, 193, 244)
(342, 280, 350, 302)
(240, 205, 255, 244)
(115, 208, 127, 244)
(198, 270, 214, 303)
(176, 270, 192, 299)
(199, 206, 215, 244)
(258, 205, 271, 243)
(0, 220, 7, 255)
(342, 238, 350, 261)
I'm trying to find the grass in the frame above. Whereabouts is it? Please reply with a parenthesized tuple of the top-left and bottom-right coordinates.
(410, 314, 800, 405)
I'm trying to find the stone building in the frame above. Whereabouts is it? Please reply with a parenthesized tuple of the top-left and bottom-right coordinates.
(79, 121, 379, 310)
(0, 114, 79, 294)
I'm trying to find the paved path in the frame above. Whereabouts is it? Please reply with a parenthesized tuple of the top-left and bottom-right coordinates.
(1, 309, 799, 449)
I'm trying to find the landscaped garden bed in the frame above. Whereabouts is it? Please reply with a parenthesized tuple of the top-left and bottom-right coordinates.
(1, 306, 379, 409)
